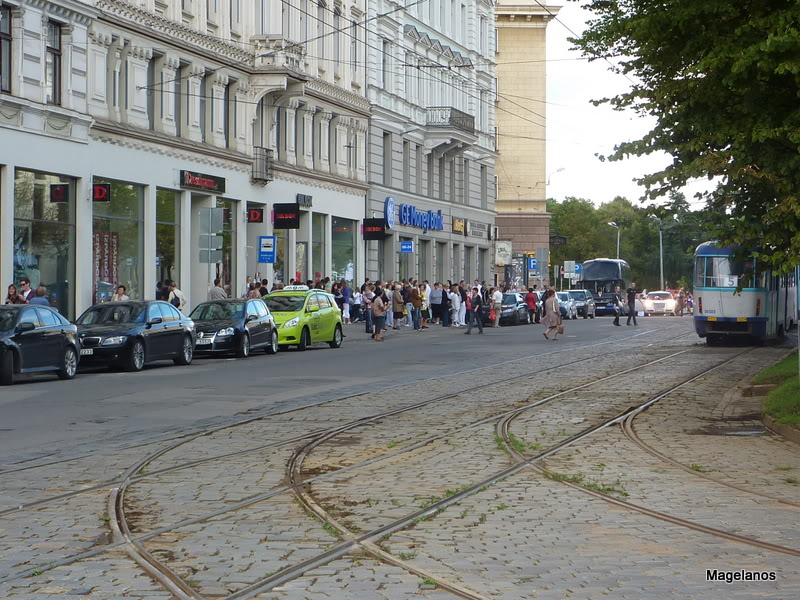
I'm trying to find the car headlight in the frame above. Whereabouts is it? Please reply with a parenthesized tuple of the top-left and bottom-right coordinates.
(283, 317, 300, 329)
(217, 327, 235, 337)
(101, 336, 128, 346)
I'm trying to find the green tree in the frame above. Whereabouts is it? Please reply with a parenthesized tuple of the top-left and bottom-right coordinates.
(572, 0, 800, 272)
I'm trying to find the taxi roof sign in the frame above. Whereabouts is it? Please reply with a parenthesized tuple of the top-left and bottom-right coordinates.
(282, 285, 310, 291)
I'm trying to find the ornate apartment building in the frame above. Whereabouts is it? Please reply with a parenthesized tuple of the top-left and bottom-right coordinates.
(364, 0, 498, 284)
(0, 0, 369, 317)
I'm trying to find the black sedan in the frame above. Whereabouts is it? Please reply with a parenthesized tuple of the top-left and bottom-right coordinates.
(483, 293, 531, 325)
(76, 301, 195, 372)
(0, 305, 80, 385)
(189, 299, 278, 358)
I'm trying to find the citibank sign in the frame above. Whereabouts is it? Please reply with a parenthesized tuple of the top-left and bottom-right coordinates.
(399, 204, 444, 234)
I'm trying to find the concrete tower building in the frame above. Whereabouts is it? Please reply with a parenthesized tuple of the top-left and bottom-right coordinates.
(495, 1, 559, 284)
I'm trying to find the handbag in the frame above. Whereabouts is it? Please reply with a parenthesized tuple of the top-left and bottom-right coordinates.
(489, 308, 496, 321)
(557, 323, 565, 335)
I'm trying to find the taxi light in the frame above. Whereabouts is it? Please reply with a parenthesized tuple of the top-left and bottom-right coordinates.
(756, 298, 761, 316)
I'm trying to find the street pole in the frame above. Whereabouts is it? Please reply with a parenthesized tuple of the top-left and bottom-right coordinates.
(616, 229, 620, 260)
(658, 227, 664, 290)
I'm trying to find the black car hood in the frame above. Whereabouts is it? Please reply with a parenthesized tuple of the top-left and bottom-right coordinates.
(193, 318, 237, 333)
(77, 323, 138, 337)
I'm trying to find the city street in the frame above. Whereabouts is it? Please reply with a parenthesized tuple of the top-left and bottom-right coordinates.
(1, 317, 799, 599)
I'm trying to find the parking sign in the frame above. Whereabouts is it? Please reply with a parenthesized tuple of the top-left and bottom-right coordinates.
(527, 257, 537, 271)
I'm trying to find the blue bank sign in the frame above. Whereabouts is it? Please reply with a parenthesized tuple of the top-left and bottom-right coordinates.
(398, 204, 444, 234)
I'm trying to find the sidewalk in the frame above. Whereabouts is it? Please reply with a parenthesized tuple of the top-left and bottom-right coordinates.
(342, 318, 507, 344)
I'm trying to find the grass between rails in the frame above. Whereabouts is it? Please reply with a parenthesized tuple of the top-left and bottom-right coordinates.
(757, 354, 800, 425)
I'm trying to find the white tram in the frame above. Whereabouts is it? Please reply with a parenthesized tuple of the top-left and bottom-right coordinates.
(693, 242, 797, 344)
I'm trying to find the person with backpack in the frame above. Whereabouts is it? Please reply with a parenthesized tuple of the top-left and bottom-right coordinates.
(168, 281, 187, 313)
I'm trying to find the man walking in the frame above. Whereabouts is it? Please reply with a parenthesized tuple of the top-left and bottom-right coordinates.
(612, 285, 623, 326)
(626, 281, 638, 326)
(465, 287, 484, 335)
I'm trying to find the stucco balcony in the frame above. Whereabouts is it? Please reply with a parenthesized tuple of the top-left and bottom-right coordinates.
(426, 106, 475, 134)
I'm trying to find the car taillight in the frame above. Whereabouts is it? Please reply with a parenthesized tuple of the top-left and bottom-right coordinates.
(756, 298, 761, 316)
(698, 297, 703, 314)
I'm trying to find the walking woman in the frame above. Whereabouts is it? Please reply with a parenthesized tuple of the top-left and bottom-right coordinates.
(419, 284, 430, 329)
(542, 289, 561, 340)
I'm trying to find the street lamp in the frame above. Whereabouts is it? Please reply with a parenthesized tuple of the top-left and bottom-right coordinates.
(649, 215, 664, 290)
(607, 222, 620, 259)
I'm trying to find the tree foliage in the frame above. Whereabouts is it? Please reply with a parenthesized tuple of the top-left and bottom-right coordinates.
(548, 194, 714, 290)
(572, 0, 800, 272)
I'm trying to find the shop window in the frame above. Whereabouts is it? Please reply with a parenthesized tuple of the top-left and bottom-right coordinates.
(0, 5, 11, 93)
(478, 248, 487, 281)
(93, 179, 144, 303)
(156, 189, 179, 295)
(402, 141, 410, 191)
(464, 246, 473, 282)
(480, 165, 487, 208)
(45, 21, 61, 105)
(274, 228, 287, 283)
(417, 239, 428, 282)
(438, 156, 445, 199)
(13, 169, 76, 318)
(216, 198, 236, 294)
(462, 159, 470, 204)
(312, 213, 326, 282)
(331, 217, 355, 284)
(382, 132, 392, 186)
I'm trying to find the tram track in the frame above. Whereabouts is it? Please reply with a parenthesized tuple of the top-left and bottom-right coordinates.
(1, 330, 680, 586)
(217, 348, 765, 599)
(0, 327, 678, 519)
(0, 330, 699, 589)
(498, 348, 800, 559)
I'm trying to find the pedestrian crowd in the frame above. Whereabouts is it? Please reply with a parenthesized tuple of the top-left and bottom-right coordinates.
(4, 277, 53, 308)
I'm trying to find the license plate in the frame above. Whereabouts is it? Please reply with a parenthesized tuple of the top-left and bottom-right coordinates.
(80, 348, 93, 356)
(196, 338, 212, 345)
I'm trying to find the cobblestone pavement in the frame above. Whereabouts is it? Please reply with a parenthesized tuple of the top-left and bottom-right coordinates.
(1, 319, 798, 599)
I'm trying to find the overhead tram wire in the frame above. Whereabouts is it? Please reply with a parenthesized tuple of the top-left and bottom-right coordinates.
(135, 0, 430, 93)
(292, 0, 551, 131)
(528, 0, 637, 87)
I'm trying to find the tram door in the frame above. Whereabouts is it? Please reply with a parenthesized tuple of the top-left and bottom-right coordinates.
(767, 273, 779, 337)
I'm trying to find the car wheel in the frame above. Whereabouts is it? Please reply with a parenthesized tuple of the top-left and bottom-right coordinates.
(329, 324, 343, 348)
(265, 330, 279, 354)
(174, 335, 193, 365)
(0, 351, 14, 386)
(126, 340, 146, 372)
(236, 333, 250, 359)
(57, 346, 78, 380)
(297, 327, 310, 351)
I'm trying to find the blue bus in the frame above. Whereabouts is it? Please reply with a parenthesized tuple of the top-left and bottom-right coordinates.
(693, 242, 797, 344)
(575, 258, 632, 315)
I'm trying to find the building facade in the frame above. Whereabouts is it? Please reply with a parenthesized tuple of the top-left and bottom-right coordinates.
(0, 0, 368, 318)
(364, 0, 498, 284)
(495, 0, 558, 286)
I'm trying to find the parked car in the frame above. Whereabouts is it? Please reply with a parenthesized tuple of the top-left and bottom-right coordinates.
(76, 301, 195, 371)
(568, 289, 596, 319)
(557, 292, 579, 320)
(0, 305, 80, 385)
(190, 299, 278, 357)
(265, 286, 343, 350)
(643, 291, 677, 316)
(483, 292, 530, 325)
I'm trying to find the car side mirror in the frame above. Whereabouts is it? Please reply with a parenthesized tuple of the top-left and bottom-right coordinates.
(16, 322, 35, 333)
(246, 314, 257, 322)
(147, 316, 163, 326)
(307, 305, 320, 313)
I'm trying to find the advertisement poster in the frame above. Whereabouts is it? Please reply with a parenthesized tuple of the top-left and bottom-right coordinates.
(93, 231, 119, 303)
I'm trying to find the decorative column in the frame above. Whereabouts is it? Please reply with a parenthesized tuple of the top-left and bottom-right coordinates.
(284, 98, 299, 165)
(233, 80, 250, 152)
(185, 64, 206, 142)
(209, 71, 229, 148)
(318, 111, 333, 173)
(355, 119, 367, 182)
(143, 185, 157, 305)
(155, 55, 180, 135)
(298, 104, 317, 169)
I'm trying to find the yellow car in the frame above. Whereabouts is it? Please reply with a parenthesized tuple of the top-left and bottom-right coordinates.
(264, 286, 344, 350)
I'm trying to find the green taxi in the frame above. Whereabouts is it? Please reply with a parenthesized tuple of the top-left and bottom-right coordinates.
(264, 286, 344, 350)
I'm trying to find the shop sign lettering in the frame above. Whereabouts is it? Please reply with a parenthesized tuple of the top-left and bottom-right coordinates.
(398, 204, 444, 234)
(179, 170, 226, 193)
(452, 218, 466, 235)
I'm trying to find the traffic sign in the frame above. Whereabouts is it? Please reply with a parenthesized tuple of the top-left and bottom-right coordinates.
(527, 257, 537, 271)
(400, 240, 414, 253)
(564, 260, 575, 274)
(258, 235, 276, 263)
(575, 263, 582, 275)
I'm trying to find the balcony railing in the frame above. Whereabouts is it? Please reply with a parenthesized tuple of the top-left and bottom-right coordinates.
(426, 107, 475, 135)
